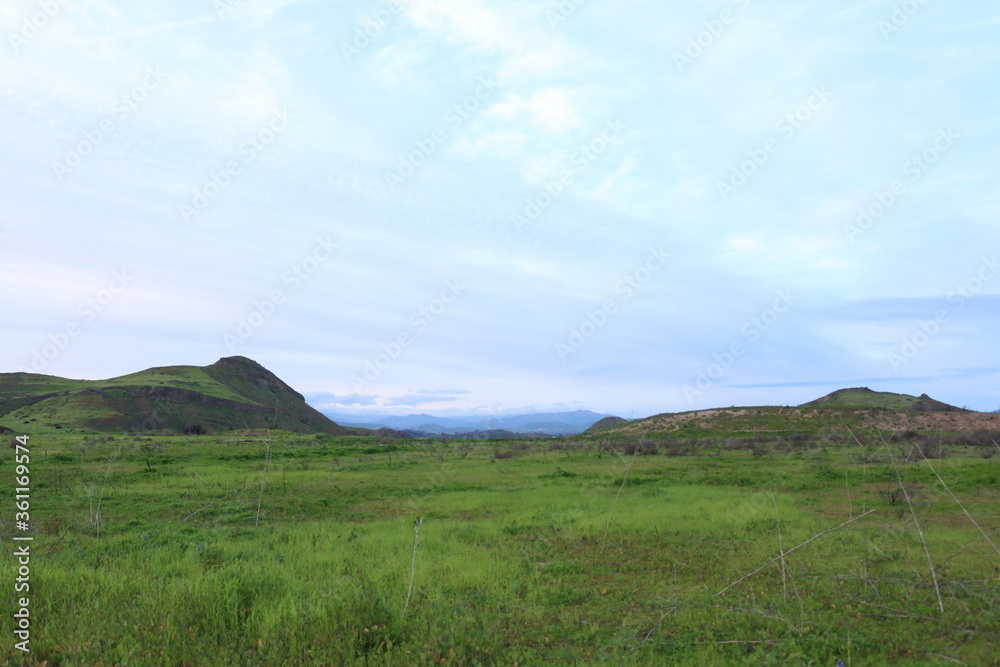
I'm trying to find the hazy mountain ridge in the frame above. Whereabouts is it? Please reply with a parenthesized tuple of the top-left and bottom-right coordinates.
(322, 409, 615, 436)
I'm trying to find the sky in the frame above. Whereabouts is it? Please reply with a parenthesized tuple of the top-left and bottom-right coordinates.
(2, 0, 999, 419)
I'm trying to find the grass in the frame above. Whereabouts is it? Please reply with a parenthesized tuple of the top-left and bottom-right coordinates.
(0, 365, 247, 403)
(1, 430, 999, 665)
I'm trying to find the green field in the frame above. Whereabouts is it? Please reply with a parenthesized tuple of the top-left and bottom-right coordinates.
(2, 430, 999, 665)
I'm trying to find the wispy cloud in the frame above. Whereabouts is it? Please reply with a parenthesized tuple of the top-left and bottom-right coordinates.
(2, 0, 998, 414)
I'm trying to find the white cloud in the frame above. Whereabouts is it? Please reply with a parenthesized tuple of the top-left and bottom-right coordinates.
(585, 156, 636, 203)
(2, 0, 999, 413)
(398, 0, 525, 52)
(725, 236, 765, 254)
(486, 87, 585, 135)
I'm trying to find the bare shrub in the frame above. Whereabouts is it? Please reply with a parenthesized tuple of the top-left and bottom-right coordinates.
(882, 483, 906, 505)
(622, 439, 658, 455)
(965, 429, 1000, 447)
(788, 433, 810, 446)
(907, 436, 948, 461)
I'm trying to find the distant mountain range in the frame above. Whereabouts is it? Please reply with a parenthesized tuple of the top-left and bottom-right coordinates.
(4, 357, 992, 439)
(320, 409, 616, 436)
(0, 357, 619, 437)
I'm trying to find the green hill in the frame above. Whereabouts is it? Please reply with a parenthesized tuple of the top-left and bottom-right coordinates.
(586, 388, 974, 439)
(0, 356, 348, 435)
(584, 416, 628, 433)
(800, 387, 965, 412)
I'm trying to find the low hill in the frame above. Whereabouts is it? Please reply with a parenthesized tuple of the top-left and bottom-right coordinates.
(800, 387, 966, 412)
(0, 356, 348, 435)
(588, 389, 988, 439)
(585, 416, 628, 433)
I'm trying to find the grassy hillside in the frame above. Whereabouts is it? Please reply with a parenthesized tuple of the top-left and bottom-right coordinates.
(584, 416, 628, 433)
(802, 387, 966, 411)
(591, 389, 982, 440)
(0, 356, 347, 435)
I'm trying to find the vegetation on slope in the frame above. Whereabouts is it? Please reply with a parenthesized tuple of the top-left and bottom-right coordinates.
(584, 416, 628, 433)
(590, 389, 984, 441)
(801, 387, 967, 412)
(0, 357, 346, 435)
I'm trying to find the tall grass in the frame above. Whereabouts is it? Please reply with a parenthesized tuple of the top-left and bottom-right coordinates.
(1, 432, 997, 664)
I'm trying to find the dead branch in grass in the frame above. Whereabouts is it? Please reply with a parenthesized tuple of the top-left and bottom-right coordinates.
(182, 483, 252, 522)
(255, 433, 272, 527)
(602, 444, 641, 551)
(772, 493, 787, 602)
(923, 458, 1000, 558)
(848, 424, 945, 614)
(715, 509, 876, 597)
(402, 516, 423, 618)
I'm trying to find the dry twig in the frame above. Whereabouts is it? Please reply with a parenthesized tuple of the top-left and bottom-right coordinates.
(402, 517, 423, 618)
(715, 510, 876, 597)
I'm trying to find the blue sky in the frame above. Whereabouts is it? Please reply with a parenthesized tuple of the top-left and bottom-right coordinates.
(2, 0, 999, 418)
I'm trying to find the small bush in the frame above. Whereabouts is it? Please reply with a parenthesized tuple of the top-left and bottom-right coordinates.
(622, 439, 658, 455)
(907, 437, 948, 460)
(540, 467, 578, 479)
